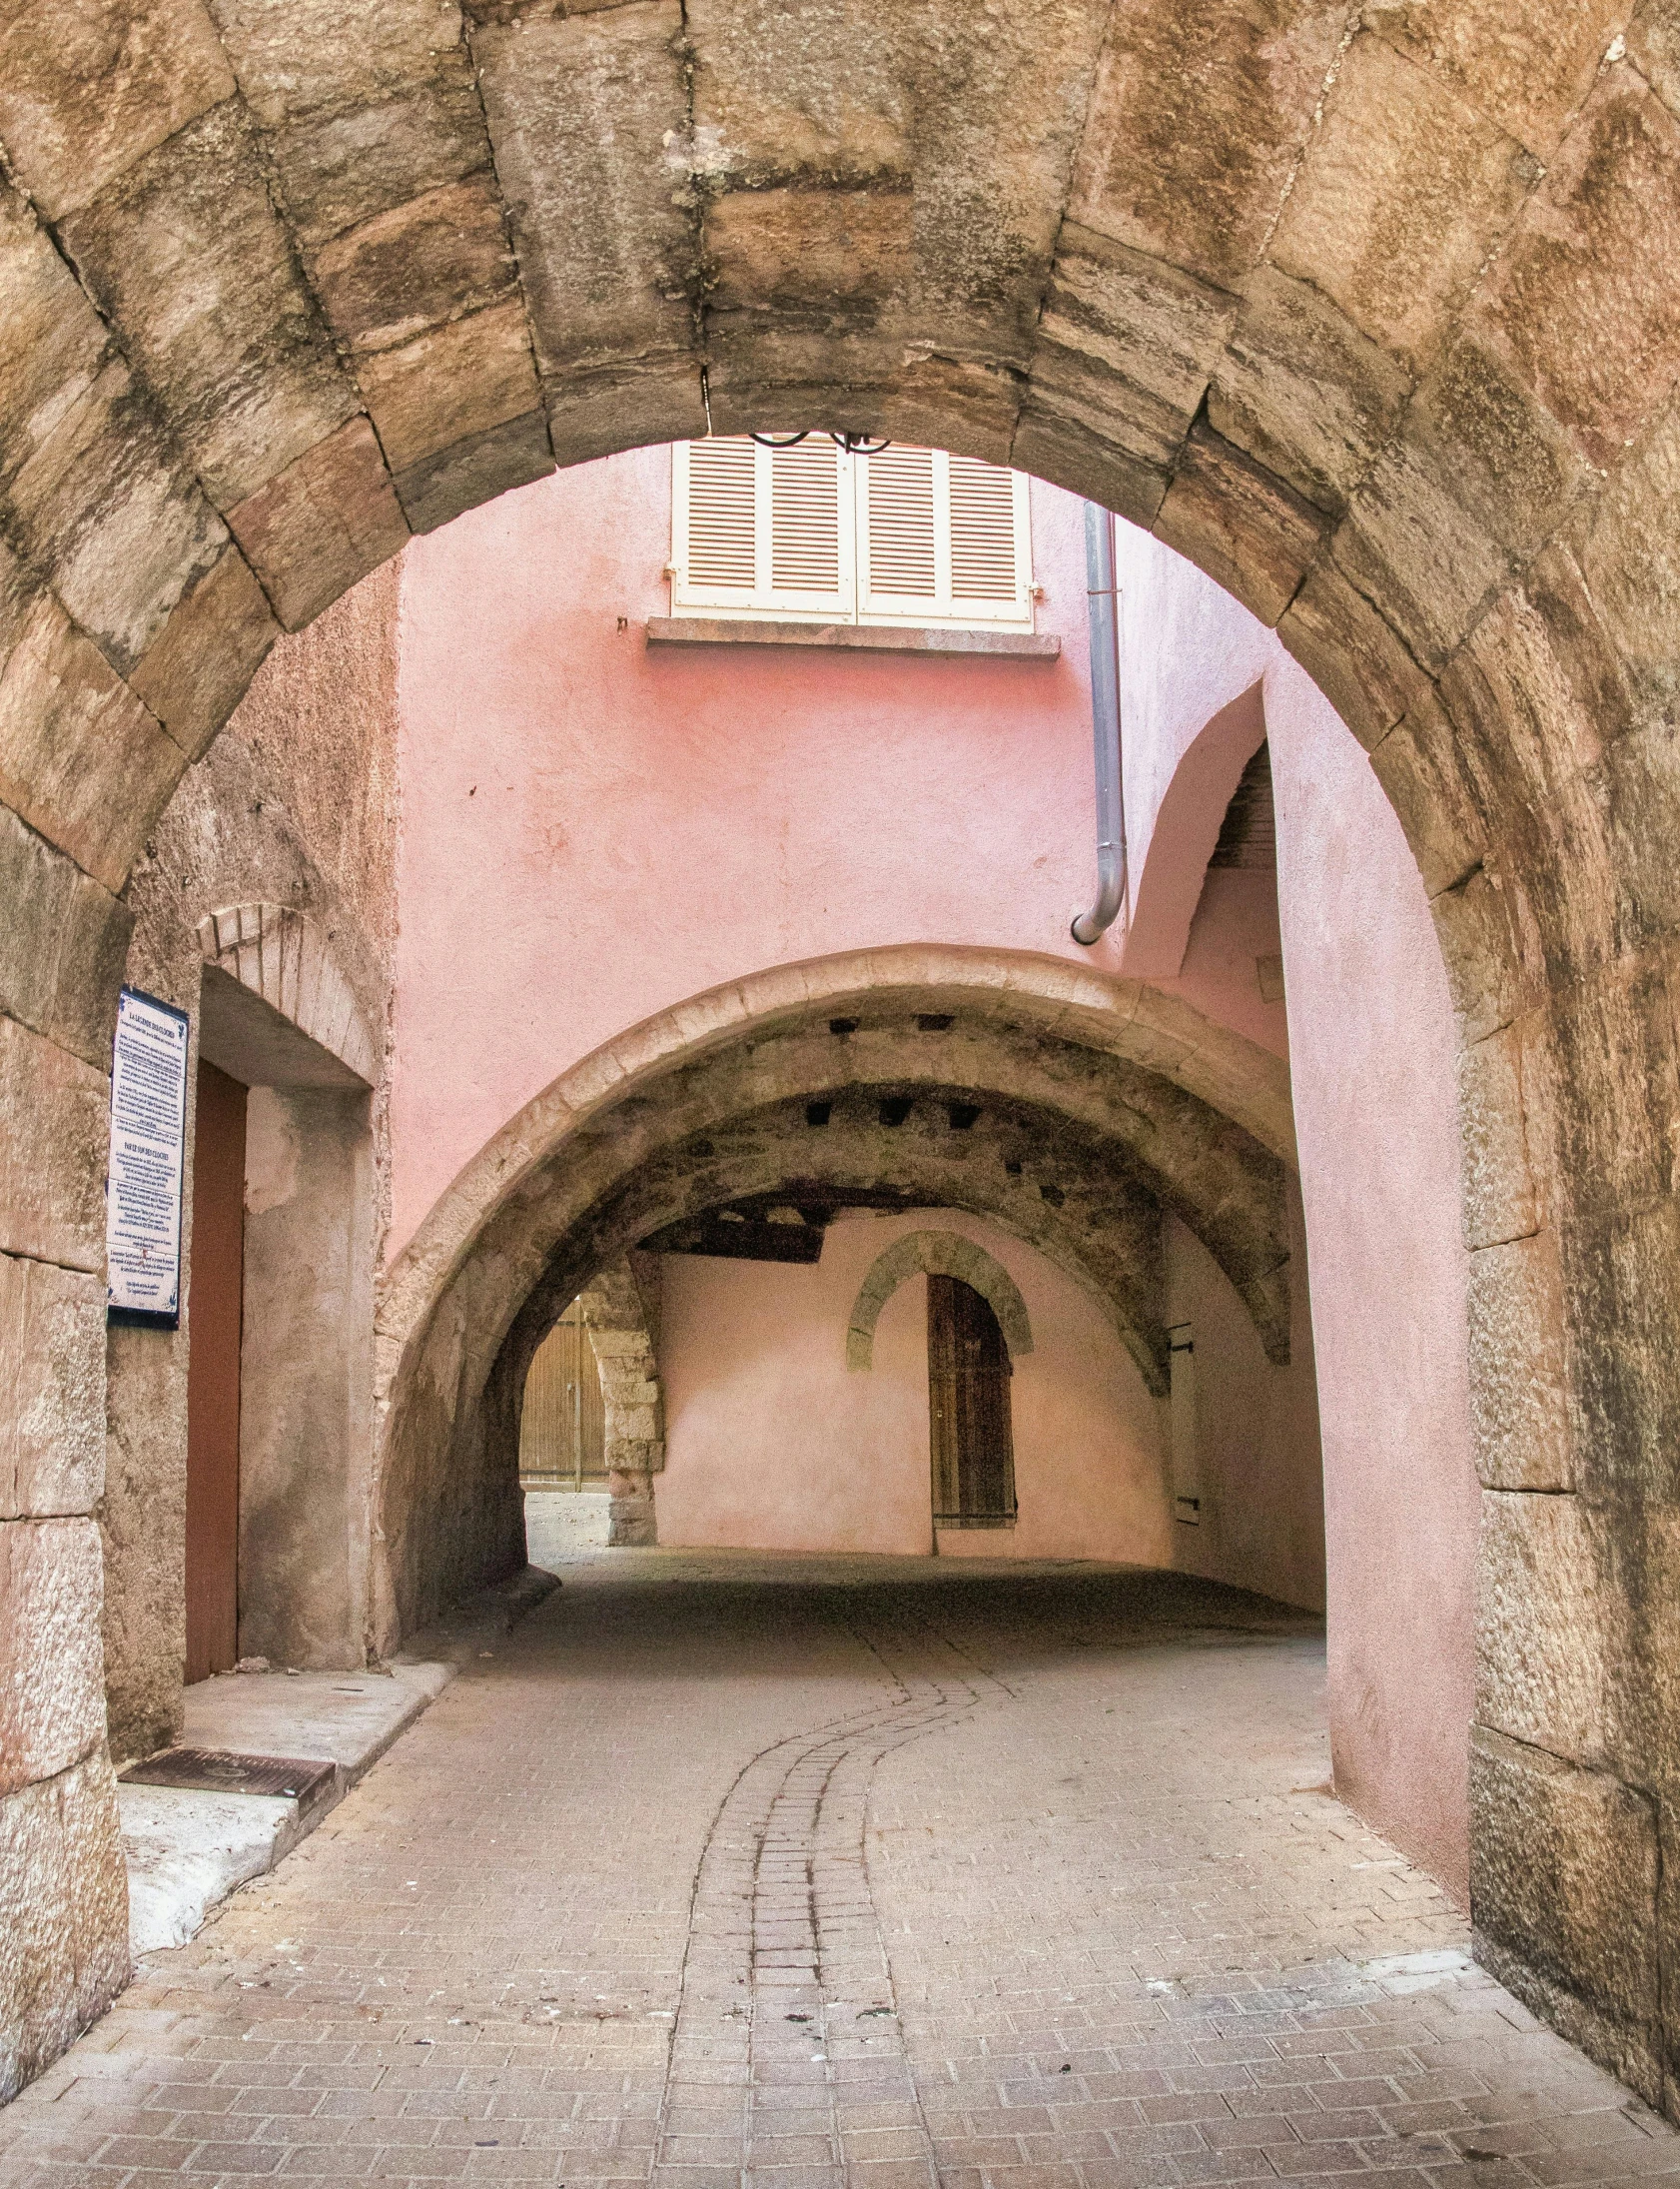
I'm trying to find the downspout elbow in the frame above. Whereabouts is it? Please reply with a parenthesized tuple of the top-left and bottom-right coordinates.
(1071, 499, 1128, 946)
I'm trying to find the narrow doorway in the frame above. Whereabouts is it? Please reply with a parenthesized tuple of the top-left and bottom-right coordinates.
(519, 1299, 607, 1489)
(928, 1274, 1017, 1530)
(184, 1058, 247, 1682)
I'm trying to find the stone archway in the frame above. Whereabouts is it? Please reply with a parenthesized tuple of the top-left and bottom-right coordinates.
(196, 901, 379, 1085)
(0, 0, 1676, 2113)
(846, 1231, 1033, 1372)
(377, 948, 1295, 1649)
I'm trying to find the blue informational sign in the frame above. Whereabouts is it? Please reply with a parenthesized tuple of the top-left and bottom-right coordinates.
(106, 986, 190, 1330)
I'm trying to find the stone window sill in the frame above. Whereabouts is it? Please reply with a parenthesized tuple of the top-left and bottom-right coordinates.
(645, 615, 1060, 660)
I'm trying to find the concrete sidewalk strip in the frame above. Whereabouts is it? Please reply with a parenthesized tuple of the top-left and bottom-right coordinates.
(180, 1659, 453, 1774)
(118, 1785, 300, 1954)
(120, 1661, 454, 1956)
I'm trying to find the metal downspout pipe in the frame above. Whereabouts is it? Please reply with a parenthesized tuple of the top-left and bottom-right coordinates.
(1071, 501, 1128, 945)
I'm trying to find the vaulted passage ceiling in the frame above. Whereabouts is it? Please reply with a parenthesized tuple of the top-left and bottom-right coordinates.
(403, 993, 1295, 1591)
(504, 1046, 1294, 1401)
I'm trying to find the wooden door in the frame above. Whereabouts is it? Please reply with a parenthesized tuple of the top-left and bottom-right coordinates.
(519, 1300, 607, 1487)
(928, 1274, 1017, 1529)
(184, 1059, 247, 1682)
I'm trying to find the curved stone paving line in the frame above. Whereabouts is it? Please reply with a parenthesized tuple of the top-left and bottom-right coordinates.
(650, 1613, 1009, 2189)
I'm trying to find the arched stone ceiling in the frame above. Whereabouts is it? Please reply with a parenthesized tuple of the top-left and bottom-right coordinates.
(385, 1024, 1293, 1641)
(380, 956, 1290, 1398)
(379, 945, 1292, 1341)
(497, 1075, 1289, 1396)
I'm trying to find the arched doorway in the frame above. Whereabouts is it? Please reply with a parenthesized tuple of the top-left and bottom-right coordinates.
(927, 1274, 1017, 1536)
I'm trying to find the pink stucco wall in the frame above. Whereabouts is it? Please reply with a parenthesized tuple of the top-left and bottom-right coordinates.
(1266, 653, 1477, 1904)
(1167, 1190, 1325, 1615)
(655, 1211, 1175, 1565)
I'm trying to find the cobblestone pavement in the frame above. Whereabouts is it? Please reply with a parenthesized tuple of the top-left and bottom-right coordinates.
(3, 1549, 1677, 2189)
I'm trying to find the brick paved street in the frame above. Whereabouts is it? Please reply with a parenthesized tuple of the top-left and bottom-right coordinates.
(3, 1549, 1676, 2189)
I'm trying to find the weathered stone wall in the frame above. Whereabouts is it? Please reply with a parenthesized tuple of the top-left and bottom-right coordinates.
(103, 568, 399, 1764)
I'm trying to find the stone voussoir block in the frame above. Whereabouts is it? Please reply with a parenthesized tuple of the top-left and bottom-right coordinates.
(0, 587, 186, 893)
(1470, 1722, 1660, 2100)
(1024, 224, 1235, 478)
(0, 0, 234, 223)
(0, 1255, 105, 1521)
(311, 172, 517, 356)
(0, 1746, 129, 2102)
(1466, 1231, 1571, 1491)
(0, 183, 112, 501)
(0, 801, 130, 1071)
(1067, 0, 1345, 290)
(1276, 559, 1435, 752)
(1476, 1489, 1605, 1756)
(128, 544, 280, 760)
(1438, 542, 1625, 821)
(1269, 28, 1537, 373)
(227, 416, 410, 631)
(1472, 65, 1680, 474)
(3, 356, 229, 681)
(358, 301, 541, 476)
(1154, 418, 1328, 629)
(206, 0, 492, 247)
(0, 1017, 110, 1273)
(1333, 432, 1518, 676)
(1458, 1016, 1545, 1251)
(1571, 391, 1680, 713)
(60, 99, 358, 511)
(1210, 263, 1413, 514)
(394, 410, 554, 537)
(0, 1518, 108, 1795)
(1366, 689, 1490, 899)
(1363, 0, 1622, 161)
(473, 3, 692, 379)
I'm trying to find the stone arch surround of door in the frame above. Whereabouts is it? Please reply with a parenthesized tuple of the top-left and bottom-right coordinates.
(0, 0, 1674, 2109)
(845, 1229, 1035, 1372)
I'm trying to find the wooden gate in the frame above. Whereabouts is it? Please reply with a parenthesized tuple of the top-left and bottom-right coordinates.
(927, 1273, 1017, 1529)
(519, 1299, 607, 1488)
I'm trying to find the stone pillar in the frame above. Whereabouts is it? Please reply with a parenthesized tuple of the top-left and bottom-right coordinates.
(237, 1086, 376, 1670)
(606, 1470, 657, 1547)
(580, 1253, 665, 1548)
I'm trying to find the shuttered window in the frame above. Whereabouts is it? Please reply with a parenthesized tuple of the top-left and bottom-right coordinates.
(670, 438, 1032, 628)
(672, 438, 852, 620)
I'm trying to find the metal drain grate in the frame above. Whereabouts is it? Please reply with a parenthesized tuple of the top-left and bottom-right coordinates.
(119, 1747, 337, 1808)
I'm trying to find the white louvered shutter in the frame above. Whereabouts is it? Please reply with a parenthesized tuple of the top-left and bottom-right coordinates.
(949, 456, 1025, 609)
(671, 437, 853, 620)
(859, 446, 938, 604)
(681, 436, 755, 592)
(857, 448, 1031, 626)
(671, 439, 1028, 627)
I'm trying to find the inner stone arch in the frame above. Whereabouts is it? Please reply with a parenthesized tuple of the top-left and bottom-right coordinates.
(374, 950, 1296, 1642)
(846, 1229, 1033, 1371)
